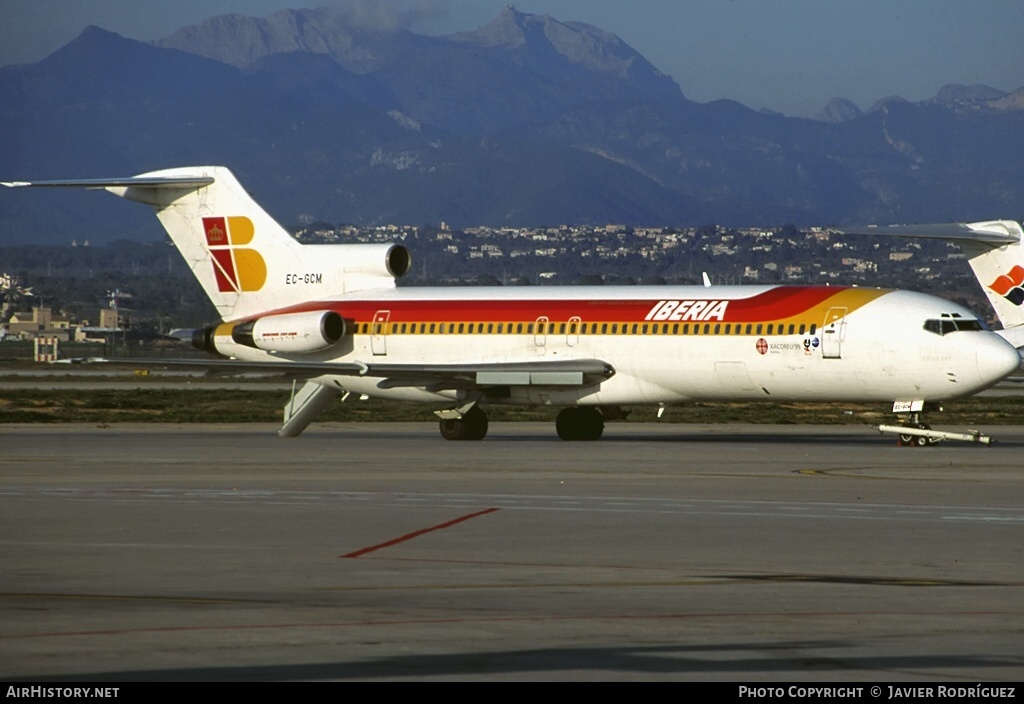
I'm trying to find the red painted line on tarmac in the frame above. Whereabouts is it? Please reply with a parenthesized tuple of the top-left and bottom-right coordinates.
(340, 507, 500, 558)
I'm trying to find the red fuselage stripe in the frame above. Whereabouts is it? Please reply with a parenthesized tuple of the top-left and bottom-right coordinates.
(249, 286, 887, 325)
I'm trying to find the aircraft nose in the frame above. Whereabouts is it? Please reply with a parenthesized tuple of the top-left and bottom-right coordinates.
(977, 335, 1022, 384)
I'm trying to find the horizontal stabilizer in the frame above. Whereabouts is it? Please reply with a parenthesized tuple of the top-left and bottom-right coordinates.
(1, 175, 214, 190)
(834, 222, 1020, 247)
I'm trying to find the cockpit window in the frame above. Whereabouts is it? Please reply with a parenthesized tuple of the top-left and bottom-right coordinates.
(923, 315, 990, 336)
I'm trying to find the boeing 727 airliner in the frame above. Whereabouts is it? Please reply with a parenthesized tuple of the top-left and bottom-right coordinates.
(4, 167, 1019, 443)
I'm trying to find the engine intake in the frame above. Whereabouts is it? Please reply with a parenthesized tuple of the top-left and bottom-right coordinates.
(384, 244, 412, 278)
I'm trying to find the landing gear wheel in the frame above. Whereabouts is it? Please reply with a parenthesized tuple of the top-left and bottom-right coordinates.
(439, 418, 465, 440)
(556, 407, 604, 441)
(895, 422, 939, 448)
(462, 406, 488, 441)
(556, 407, 577, 440)
(438, 406, 489, 441)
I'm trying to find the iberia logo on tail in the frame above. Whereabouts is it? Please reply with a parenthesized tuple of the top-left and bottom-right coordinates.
(203, 217, 267, 293)
(988, 265, 1024, 306)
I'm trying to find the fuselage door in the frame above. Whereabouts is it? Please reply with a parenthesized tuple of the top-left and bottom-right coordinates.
(534, 316, 548, 349)
(821, 306, 848, 359)
(567, 316, 581, 347)
(371, 310, 390, 356)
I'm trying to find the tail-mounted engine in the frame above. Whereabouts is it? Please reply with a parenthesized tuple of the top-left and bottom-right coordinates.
(333, 243, 412, 291)
(193, 310, 347, 355)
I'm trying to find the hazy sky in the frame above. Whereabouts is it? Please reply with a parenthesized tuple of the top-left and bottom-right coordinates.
(1, 0, 1022, 117)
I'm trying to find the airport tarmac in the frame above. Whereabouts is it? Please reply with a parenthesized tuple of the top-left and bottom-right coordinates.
(1, 422, 1022, 681)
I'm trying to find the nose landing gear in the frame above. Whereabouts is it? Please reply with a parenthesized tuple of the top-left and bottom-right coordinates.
(875, 403, 995, 446)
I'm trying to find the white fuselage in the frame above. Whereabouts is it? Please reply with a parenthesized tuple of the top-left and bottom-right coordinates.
(211, 284, 1021, 408)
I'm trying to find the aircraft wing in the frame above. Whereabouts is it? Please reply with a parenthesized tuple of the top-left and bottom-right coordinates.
(61, 357, 615, 389)
(833, 222, 1020, 246)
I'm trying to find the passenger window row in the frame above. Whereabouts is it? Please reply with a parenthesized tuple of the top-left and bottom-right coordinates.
(357, 321, 818, 336)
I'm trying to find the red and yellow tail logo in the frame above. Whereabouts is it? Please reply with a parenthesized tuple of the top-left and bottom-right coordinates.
(203, 216, 267, 293)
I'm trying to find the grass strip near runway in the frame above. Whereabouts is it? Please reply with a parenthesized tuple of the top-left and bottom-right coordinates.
(1, 387, 1022, 425)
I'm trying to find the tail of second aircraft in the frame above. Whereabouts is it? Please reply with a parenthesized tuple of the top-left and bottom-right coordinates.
(957, 220, 1024, 344)
(3, 166, 411, 322)
(838, 219, 1024, 348)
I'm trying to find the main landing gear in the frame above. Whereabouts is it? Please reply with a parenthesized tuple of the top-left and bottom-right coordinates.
(435, 404, 605, 441)
(555, 406, 604, 441)
(438, 405, 489, 441)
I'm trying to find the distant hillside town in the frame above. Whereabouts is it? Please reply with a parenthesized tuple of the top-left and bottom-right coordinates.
(291, 221, 962, 289)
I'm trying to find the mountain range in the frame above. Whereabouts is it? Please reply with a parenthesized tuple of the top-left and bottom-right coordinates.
(1, 6, 1022, 245)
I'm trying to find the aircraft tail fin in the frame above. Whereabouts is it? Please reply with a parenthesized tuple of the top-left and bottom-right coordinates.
(3, 167, 411, 322)
(837, 220, 1024, 346)
(957, 221, 1024, 345)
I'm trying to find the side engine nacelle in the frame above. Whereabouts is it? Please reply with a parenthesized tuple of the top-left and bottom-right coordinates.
(339, 243, 412, 279)
(193, 310, 347, 355)
(329, 243, 412, 292)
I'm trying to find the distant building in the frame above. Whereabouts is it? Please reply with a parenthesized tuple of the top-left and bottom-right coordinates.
(6, 307, 71, 341)
(4, 305, 122, 344)
(75, 306, 122, 343)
